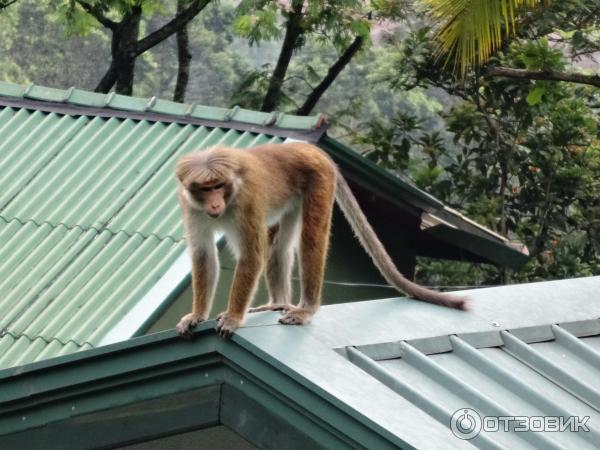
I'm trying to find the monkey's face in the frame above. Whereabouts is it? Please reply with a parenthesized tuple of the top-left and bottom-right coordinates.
(186, 180, 230, 218)
(176, 150, 242, 219)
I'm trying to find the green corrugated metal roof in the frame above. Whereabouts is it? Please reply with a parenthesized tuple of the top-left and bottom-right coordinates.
(0, 80, 527, 372)
(0, 82, 300, 369)
(0, 277, 598, 449)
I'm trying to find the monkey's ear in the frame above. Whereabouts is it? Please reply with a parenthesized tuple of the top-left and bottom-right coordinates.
(175, 166, 187, 183)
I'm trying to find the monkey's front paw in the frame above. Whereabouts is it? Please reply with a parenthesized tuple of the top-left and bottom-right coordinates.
(176, 313, 204, 340)
(279, 308, 314, 325)
(216, 312, 243, 338)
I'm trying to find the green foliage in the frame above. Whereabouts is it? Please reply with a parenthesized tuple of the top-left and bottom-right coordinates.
(421, 0, 545, 75)
(135, 1, 251, 103)
(230, 0, 414, 111)
(51, 0, 101, 36)
(233, 1, 280, 45)
(416, 258, 500, 288)
(0, 0, 110, 89)
(371, 20, 600, 286)
(234, 0, 374, 49)
(518, 37, 565, 71)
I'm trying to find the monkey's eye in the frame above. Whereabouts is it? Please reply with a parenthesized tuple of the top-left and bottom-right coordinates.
(194, 182, 225, 192)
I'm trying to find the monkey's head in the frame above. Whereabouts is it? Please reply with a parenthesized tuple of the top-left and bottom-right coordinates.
(176, 149, 242, 219)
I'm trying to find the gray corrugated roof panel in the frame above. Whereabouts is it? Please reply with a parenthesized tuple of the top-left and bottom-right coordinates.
(1, 277, 598, 449)
(231, 276, 600, 449)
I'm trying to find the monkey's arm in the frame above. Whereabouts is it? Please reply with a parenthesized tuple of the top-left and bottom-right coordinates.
(176, 241, 219, 339)
(216, 226, 266, 338)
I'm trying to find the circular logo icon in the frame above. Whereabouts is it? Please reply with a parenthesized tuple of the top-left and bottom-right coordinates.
(450, 408, 482, 440)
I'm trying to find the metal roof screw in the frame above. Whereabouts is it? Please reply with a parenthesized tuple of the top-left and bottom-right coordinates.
(224, 105, 240, 121)
(491, 321, 500, 327)
(104, 92, 116, 107)
(145, 96, 157, 111)
(22, 416, 26, 421)
(63, 87, 75, 103)
(204, 373, 208, 377)
(23, 83, 34, 97)
(71, 406, 76, 411)
(263, 111, 278, 127)
(240, 379, 244, 385)
(184, 103, 196, 117)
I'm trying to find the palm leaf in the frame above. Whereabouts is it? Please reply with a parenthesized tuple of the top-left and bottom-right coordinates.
(422, 0, 546, 75)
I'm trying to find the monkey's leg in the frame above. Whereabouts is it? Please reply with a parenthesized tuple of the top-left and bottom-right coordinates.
(280, 181, 335, 325)
(249, 211, 300, 314)
(176, 243, 219, 339)
(217, 230, 266, 338)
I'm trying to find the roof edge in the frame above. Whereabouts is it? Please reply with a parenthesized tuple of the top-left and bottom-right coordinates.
(319, 134, 444, 212)
(0, 82, 328, 140)
(320, 135, 529, 267)
(98, 249, 191, 346)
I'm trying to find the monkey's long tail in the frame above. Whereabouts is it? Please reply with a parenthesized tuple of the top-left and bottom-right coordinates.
(335, 173, 467, 310)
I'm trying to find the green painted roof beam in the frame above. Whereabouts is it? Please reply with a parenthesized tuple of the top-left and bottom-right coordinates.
(0, 324, 404, 449)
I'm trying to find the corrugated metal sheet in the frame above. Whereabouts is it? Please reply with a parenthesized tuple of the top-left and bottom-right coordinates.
(0, 275, 598, 448)
(0, 85, 288, 369)
(230, 276, 600, 449)
(348, 328, 600, 449)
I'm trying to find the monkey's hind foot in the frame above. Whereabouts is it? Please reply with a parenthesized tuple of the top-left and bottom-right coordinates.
(216, 312, 243, 338)
(248, 303, 293, 313)
(176, 313, 205, 340)
(279, 308, 314, 325)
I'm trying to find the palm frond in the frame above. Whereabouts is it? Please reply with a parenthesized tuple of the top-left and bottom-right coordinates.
(422, 0, 546, 75)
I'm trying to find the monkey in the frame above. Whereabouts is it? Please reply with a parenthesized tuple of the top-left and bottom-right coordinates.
(175, 142, 466, 339)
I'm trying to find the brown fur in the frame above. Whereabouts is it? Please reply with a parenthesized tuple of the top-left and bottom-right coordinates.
(175, 142, 466, 339)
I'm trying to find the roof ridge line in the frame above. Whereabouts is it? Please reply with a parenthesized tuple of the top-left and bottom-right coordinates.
(0, 81, 328, 135)
(0, 215, 181, 244)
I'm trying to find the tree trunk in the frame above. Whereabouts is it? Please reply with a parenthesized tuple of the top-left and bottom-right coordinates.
(174, 0, 192, 102)
(297, 36, 363, 116)
(113, 6, 142, 96)
(85, 0, 209, 96)
(260, 0, 304, 112)
(95, 61, 119, 93)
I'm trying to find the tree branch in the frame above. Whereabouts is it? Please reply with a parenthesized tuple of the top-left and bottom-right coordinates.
(489, 66, 600, 88)
(133, 0, 210, 57)
(296, 36, 363, 116)
(76, 0, 117, 30)
(0, 0, 19, 10)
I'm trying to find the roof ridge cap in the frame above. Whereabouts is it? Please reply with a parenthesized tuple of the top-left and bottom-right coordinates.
(0, 81, 328, 133)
